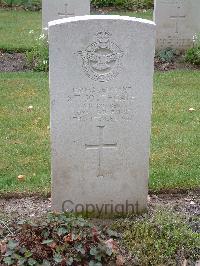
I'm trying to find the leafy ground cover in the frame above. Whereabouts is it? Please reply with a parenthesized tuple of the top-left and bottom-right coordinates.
(0, 71, 199, 196)
(0, 213, 119, 265)
(0, 9, 153, 51)
(0, 205, 199, 265)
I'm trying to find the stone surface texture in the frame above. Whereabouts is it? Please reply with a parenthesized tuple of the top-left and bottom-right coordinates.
(42, 0, 90, 30)
(49, 16, 155, 214)
(154, 0, 200, 50)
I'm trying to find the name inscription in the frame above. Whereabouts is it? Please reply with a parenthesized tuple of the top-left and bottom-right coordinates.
(66, 85, 135, 122)
(157, 37, 192, 48)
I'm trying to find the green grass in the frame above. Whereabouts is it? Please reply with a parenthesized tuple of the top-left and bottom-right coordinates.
(0, 9, 153, 51)
(0, 71, 199, 196)
(0, 72, 50, 195)
(107, 9, 153, 20)
(113, 209, 200, 265)
(0, 9, 41, 51)
(151, 71, 200, 191)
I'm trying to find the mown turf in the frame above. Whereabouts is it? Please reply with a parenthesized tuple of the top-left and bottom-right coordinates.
(108, 9, 153, 20)
(151, 71, 200, 191)
(0, 9, 41, 51)
(0, 72, 50, 195)
(0, 71, 199, 196)
(0, 9, 153, 51)
(112, 209, 200, 265)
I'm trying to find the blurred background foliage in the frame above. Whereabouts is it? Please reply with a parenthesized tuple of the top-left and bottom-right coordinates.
(0, 0, 153, 11)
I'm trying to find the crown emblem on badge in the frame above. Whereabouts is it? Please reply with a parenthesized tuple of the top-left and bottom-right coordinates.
(78, 31, 124, 82)
(96, 31, 111, 47)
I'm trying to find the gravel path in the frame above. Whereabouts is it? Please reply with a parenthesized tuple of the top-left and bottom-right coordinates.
(0, 191, 199, 221)
(0, 197, 51, 220)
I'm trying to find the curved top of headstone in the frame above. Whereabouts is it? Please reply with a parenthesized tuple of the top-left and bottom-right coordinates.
(48, 15, 155, 28)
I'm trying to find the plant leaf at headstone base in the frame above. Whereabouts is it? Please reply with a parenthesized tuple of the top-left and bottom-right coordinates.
(42, 239, 54, 245)
(3, 256, 14, 266)
(53, 253, 63, 263)
(28, 257, 37, 265)
(7, 240, 19, 250)
(89, 260, 102, 266)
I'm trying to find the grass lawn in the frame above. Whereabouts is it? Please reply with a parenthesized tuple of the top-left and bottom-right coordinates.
(108, 9, 153, 20)
(0, 72, 50, 195)
(0, 9, 153, 51)
(151, 71, 200, 191)
(0, 71, 199, 196)
(0, 9, 41, 51)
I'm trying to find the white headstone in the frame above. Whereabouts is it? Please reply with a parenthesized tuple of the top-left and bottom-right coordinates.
(42, 0, 90, 31)
(49, 16, 155, 215)
(154, 0, 200, 50)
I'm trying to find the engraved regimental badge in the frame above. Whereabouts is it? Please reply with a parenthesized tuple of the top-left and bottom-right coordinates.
(79, 31, 124, 82)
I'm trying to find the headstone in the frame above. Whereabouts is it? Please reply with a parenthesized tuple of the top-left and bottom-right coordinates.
(49, 16, 155, 215)
(154, 0, 200, 50)
(42, 0, 90, 31)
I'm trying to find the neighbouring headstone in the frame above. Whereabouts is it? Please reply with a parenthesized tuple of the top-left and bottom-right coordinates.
(154, 0, 200, 50)
(42, 0, 90, 31)
(49, 16, 155, 215)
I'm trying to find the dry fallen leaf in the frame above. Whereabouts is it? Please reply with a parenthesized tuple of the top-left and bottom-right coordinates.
(17, 175, 25, 181)
(182, 259, 187, 266)
(63, 234, 73, 243)
(0, 241, 7, 254)
(49, 241, 57, 249)
(116, 255, 125, 266)
(105, 238, 118, 252)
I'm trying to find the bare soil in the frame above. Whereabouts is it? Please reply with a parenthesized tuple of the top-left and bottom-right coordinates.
(0, 51, 30, 72)
(154, 56, 200, 71)
(1, 50, 199, 73)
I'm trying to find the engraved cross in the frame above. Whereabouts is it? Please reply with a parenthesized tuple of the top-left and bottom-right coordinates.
(58, 4, 74, 17)
(170, 5, 186, 33)
(85, 126, 117, 178)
